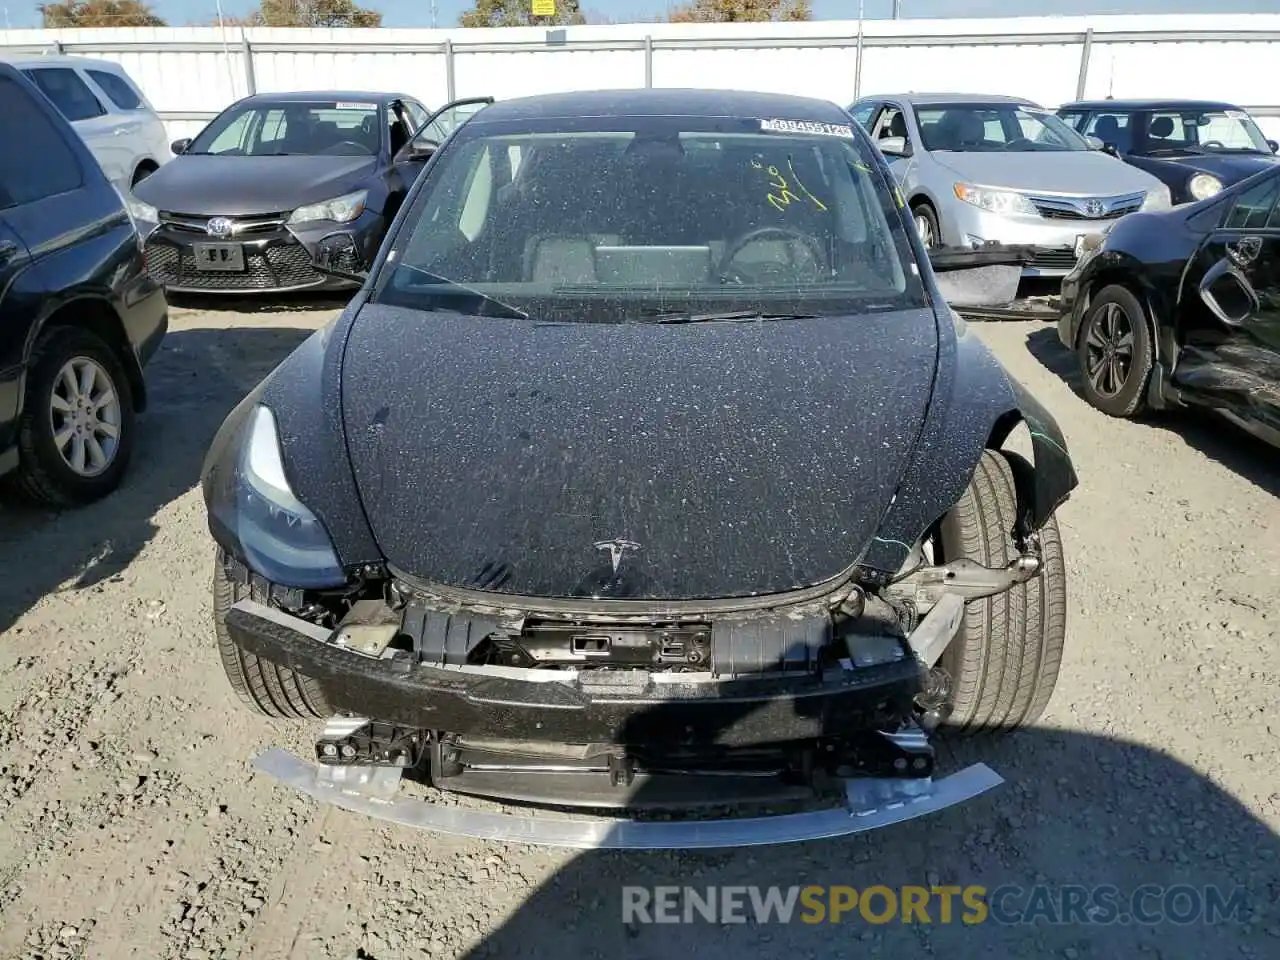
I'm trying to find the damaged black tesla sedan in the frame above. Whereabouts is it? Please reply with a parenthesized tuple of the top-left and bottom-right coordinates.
(201, 89, 1078, 848)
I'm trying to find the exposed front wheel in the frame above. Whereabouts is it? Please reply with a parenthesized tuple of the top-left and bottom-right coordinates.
(12, 326, 136, 506)
(213, 553, 332, 719)
(935, 450, 1067, 735)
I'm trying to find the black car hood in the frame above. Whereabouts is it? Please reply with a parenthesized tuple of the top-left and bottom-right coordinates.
(338, 304, 940, 601)
(133, 155, 379, 216)
(1142, 151, 1280, 182)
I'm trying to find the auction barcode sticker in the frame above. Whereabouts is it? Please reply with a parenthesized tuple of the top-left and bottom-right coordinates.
(760, 118, 855, 138)
(334, 101, 375, 110)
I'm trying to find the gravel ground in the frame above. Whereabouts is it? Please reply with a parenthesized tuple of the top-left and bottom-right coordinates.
(0, 300, 1277, 960)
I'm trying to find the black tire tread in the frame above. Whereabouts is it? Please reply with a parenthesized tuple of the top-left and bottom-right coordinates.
(910, 200, 941, 249)
(12, 326, 135, 507)
(939, 450, 1067, 735)
(212, 554, 331, 719)
(1077, 283, 1153, 419)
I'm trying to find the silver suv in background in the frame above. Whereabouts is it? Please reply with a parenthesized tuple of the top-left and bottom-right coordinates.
(848, 92, 1173, 277)
(1, 54, 170, 191)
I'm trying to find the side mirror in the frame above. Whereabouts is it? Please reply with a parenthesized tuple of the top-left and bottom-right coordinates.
(1268, 139, 1279, 154)
(170, 137, 191, 155)
(1085, 135, 1105, 150)
(407, 139, 439, 162)
(877, 136, 910, 158)
(312, 233, 368, 284)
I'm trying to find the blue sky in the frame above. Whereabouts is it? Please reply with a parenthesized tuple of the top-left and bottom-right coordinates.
(5, 0, 1275, 30)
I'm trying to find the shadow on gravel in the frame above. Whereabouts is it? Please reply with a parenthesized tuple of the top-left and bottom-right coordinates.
(1024, 326, 1280, 497)
(168, 290, 352, 315)
(460, 727, 1279, 960)
(0, 323, 311, 635)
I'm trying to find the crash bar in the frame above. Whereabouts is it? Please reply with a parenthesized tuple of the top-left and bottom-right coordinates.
(252, 748, 1003, 851)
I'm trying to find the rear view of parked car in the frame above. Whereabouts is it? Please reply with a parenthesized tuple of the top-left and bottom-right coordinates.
(849, 93, 1172, 277)
(0, 62, 167, 505)
(1, 54, 171, 190)
(1056, 99, 1280, 205)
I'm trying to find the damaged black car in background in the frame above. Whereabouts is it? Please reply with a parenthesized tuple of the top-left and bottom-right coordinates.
(200, 89, 1079, 848)
(125, 92, 490, 294)
(1060, 162, 1280, 448)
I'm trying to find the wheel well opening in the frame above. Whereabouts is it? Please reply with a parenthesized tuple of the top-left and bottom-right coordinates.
(131, 160, 159, 186)
(987, 413, 1038, 540)
(908, 194, 934, 211)
(1080, 270, 1144, 334)
(39, 299, 145, 412)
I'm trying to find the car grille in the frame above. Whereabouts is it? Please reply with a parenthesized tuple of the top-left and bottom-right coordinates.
(158, 211, 288, 236)
(1027, 191, 1146, 222)
(1028, 248, 1079, 271)
(144, 241, 322, 291)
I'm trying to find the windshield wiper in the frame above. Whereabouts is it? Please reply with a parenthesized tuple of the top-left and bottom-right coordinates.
(388, 264, 528, 320)
(645, 309, 825, 325)
(1146, 146, 1210, 156)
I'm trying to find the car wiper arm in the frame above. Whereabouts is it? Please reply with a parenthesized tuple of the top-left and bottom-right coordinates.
(393, 264, 528, 320)
(646, 310, 824, 325)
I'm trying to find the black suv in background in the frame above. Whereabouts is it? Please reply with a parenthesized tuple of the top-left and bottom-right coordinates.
(0, 62, 167, 506)
(1057, 99, 1280, 204)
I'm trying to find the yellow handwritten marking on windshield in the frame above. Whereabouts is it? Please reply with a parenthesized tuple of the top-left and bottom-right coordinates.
(751, 156, 828, 213)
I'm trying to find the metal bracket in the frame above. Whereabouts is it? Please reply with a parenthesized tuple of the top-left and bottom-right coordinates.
(887, 554, 1041, 607)
(315, 716, 424, 770)
(906, 594, 965, 668)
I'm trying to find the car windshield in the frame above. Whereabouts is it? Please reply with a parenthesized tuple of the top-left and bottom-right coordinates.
(373, 114, 926, 323)
(915, 103, 1088, 152)
(1139, 109, 1271, 155)
(185, 100, 383, 157)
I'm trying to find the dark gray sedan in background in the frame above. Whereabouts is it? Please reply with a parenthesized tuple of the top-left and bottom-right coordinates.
(126, 90, 487, 294)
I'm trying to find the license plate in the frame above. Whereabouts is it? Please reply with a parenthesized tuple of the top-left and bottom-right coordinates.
(193, 243, 244, 272)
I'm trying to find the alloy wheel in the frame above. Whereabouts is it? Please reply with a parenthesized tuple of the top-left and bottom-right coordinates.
(1083, 301, 1135, 399)
(913, 213, 936, 249)
(48, 356, 122, 478)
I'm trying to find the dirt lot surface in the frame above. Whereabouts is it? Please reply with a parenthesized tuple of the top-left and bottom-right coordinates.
(1, 301, 1277, 960)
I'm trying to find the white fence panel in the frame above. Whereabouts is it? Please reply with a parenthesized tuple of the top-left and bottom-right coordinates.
(860, 42, 1085, 108)
(654, 47, 856, 99)
(454, 49, 645, 100)
(5, 15, 1280, 138)
(1083, 40, 1280, 106)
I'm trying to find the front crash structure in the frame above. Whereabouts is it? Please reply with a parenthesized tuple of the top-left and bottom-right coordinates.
(236, 544, 1016, 849)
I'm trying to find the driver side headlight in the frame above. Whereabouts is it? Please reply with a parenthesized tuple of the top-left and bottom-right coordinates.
(287, 189, 367, 226)
(953, 182, 1039, 217)
(1187, 173, 1224, 202)
(205, 403, 347, 588)
(1140, 185, 1173, 211)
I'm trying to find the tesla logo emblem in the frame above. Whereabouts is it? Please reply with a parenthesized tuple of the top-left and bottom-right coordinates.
(1083, 199, 1105, 217)
(206, 217, 234, 237)
(594, 539, 641, 573)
